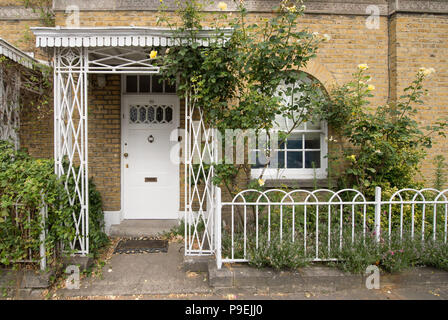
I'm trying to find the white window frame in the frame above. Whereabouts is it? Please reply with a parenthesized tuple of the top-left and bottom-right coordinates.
(251, 121, 328, 180)
(251, 75, 328, 180)
(121, 74, 177, 95)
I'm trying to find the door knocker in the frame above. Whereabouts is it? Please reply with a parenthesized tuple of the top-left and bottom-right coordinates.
(148, 135, 154, 143)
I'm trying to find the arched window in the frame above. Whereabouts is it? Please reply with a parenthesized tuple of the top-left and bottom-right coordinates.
(251, 73, 328, 180)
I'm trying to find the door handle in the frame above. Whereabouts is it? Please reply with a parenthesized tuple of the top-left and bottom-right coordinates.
(124, 153, 129, 158)
(148, 135, 154, 143)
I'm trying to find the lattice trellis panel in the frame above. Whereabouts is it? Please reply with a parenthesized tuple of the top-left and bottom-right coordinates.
(54, 47, 89, 255)
(184, 93, 218, 255)
(87, 47, 160, 73)
(0, 66, 21, 149)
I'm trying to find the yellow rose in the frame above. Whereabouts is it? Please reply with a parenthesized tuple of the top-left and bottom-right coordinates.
(419, 67, 435, 76)
(323, 34, 331, 42)
(358, 64, 369, 71)
(367, 84, 375, 91)
(150, 50, 157, 59)
(258, 179, 265, 187)
(218, 2, 228, 10)
(287, 5, 297, 13)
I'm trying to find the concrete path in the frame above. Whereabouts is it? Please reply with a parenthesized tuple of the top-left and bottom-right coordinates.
(54, 286, 448, 300)
(57, 243, 212, 298)
(45, 240, 448, 300)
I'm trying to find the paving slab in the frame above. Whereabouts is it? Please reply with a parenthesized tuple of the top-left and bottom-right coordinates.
(57, 243, 212, 297)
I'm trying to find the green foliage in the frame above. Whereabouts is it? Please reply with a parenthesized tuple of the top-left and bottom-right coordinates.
(88, 180, 109, 256)
(247, 232, 310, 270)
(334, 231, 448, 274)
(0, 140, 108, 268)
(158, 0, 327, 196)
(433, 155, 447, 190)
(316, 67, 448, 194)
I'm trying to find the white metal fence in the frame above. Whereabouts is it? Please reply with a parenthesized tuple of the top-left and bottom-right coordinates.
(214, 187, 448, 269)
(11, 194, 48, 271)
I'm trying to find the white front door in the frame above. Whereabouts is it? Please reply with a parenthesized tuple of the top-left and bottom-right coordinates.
(122, 95, 179, 219)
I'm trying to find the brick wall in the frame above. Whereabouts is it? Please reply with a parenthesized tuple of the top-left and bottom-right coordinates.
(392, 13, 448, 186)
(88, 74, 122, 211)
(2, 2, 448, 214)
(19, 96, 53, 159)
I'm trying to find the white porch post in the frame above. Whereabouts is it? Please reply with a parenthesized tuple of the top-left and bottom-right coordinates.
(54, 47, 89, 255)
(184, 89, 216, 256)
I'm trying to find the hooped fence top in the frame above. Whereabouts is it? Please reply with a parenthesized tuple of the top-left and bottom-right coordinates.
(31, 27, 233, 49)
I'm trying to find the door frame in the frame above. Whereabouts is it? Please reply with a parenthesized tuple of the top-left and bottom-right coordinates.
(120, 92, 180, 220)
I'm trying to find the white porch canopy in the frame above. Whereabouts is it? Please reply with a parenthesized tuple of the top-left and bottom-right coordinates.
(0, 38, 37, 69)
(32, 26, 231, 49)
(32, 27, 223, 256)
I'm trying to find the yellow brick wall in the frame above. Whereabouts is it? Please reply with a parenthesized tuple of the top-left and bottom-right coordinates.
(2, 7, 447, 214)
(0, 20, 41, 53)
(393, 13, 448, 187)
(87, 74, 122, 211)
(19, 97, 53, 159)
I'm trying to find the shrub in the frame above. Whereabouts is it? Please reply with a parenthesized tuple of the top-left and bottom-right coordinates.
(0, 140, 108, 268)
(333, 231, 448, 274)
(247, 232, 310, 270)
(317, 66, 447, 194)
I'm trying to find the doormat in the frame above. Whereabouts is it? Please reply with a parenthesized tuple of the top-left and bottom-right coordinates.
(114, 238, 169, 254)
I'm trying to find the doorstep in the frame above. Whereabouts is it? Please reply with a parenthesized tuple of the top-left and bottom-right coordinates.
(109, 219, 178, 238)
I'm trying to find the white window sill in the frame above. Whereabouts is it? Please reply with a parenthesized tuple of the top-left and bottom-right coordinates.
(251, 169, 327, 180)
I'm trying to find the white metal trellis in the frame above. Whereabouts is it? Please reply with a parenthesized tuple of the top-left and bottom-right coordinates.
(54, 47, 89, 254)
(184, 92, 218, 256)
(87, 47, 160, 74)
(0, 65, 21, 149)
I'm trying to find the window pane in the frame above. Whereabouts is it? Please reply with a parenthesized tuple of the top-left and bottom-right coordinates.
(251, 151, 264, 168)
(156, 106, 164, 122)
(287, 133, 303, 149)
(305, 133, 320, 149)
(139, 75, 150, 93)
(165, 107, 173, 122)
(130, 106, 138, 123)
(277, 151, 285, 169)
(126, 75, 138, 93)
(148, 106, 155, 122)
(287, 151, 302, 168)
(279, 138, 286, 149)
(152, 75, 164, 92)
(305, 151, 321, 168)
(139, 106, 146, 122)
